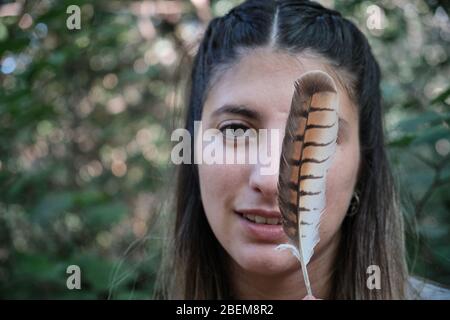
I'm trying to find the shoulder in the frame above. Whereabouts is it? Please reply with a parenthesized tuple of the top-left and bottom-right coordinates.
(407, 276, 450, 300)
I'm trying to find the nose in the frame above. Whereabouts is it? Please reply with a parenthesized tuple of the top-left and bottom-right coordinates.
(248, 128, 283, 200)
(249, 163, 280, 200)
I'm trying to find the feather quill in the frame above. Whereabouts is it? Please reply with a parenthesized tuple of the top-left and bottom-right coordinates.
(276, 70, 339, 298)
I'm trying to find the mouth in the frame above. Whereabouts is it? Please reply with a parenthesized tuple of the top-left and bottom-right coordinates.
(234, 209, 285, 241)
(240, 213, 282, 225)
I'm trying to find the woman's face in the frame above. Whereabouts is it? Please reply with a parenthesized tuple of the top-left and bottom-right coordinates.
(196, 48, 360, 276)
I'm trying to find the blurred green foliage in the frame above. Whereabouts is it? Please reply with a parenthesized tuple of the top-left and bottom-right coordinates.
(0, 0, 449, 299)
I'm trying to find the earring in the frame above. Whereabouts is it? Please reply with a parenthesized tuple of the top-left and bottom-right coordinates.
(347, 190, 360, 217)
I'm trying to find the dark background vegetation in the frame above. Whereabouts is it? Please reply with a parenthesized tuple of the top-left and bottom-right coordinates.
(0, 0, 449, 299)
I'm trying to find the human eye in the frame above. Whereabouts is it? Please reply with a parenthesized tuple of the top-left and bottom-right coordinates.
(218, 121, 255, 140)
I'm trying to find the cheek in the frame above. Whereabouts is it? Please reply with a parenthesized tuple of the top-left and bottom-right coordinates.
(198, 163, 247, 234)
(320, 142, 360, 240)
(199, 164, 238, 209)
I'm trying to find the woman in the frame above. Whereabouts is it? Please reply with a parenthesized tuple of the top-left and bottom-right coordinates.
(155, 0, 449, 299)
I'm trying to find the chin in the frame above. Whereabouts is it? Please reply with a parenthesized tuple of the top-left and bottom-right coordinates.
(233, 243, 299, 275)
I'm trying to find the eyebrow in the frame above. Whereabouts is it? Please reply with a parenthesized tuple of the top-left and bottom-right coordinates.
(211, 104, 350, 129)
(211, 104, 262, 121)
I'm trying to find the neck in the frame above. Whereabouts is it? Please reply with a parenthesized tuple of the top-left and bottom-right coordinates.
(230, 233, 340, 299)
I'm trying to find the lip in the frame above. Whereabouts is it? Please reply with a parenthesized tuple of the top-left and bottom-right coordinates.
(237, 208, 282, 219)
(234, 209, 285, 242)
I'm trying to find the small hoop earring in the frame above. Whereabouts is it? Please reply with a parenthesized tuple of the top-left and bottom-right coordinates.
(347, 190, 360, 217)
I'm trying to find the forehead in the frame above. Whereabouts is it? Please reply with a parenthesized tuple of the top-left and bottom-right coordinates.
(202, 47, 356, 123)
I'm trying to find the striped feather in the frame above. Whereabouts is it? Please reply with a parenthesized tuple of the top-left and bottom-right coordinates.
(276, 70, 339, 297)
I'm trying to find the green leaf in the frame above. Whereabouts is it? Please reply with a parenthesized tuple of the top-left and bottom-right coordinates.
(73, 189, 108, 208)
(12, 252, 66, 284)
(31, 192, 75, 225)
(82, 201, 127, 231)
(71, 253, 122, 292)
(388, 134, 416, 147)
(431, 87, 450, 105)
(412, 125, 450, 145)
(395, 112, 450, 133)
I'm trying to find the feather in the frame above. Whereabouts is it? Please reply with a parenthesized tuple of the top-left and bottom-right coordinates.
(276, 70, 339, 297)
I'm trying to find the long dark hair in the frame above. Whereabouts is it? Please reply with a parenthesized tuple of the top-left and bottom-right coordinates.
(156, 0, 408, 299)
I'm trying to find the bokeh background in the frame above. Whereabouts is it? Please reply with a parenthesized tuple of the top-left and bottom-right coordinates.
(0, 0, 449, 299)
